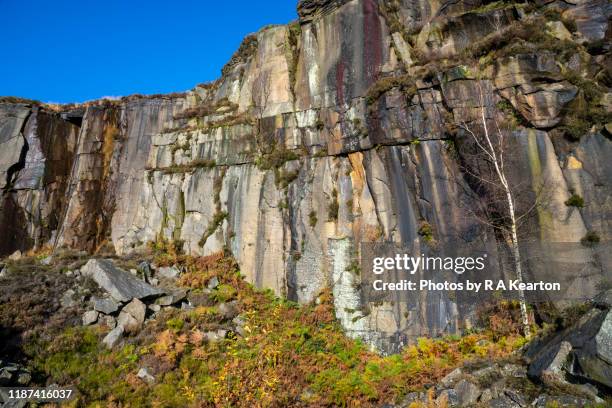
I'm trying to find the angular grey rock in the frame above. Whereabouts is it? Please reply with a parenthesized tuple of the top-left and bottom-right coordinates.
(440, 367, 463, 388)
(577, 309, 612, 388)
(187, 291, 212, 307)
(489, 395, 521, 408)
(502, 364, 526, 378)
(454, 380, 480, 406)
(93, 297, 120, 315)
(528, 340, 572, 382)
(232, 315, 247, 337)
(437, 389, 459, 407)
(594, 310, 612, 363)
(207, 276, 219, 290)
(204, 329, 228, 343)
(117, 311, 140, 332)
(504, 390, 527, 407)
(181, 302, 194, 310)
(157, 265, 180, 279)
(82, 310, 99, 326)
(400, 392, 426, 406)
(101, 315, 117, 329)
(532, 394, 591, 408)
(541, 341, 573, 384)
(0, 264, 6, 279)
(81, 259, 163, 302)
(155, 289, 187, 306)
(137, 367, 155, 384)
(218, 301, 240, 320)
(118, 298, 146, 333)
(60, 289, 76, 308)
(102, 326, 124, 348)
(148, 304, 161, 313)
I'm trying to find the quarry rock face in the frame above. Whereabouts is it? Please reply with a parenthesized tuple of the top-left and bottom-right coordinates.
(1, 0, 611, 351)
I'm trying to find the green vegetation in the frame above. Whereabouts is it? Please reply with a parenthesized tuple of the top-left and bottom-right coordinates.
(328, 189, 339, 221)
(365, 74, 417, 106)
(275, 168, 299, 189)
(565, 193, 585, 208)
(309, 210, 318, 227)
(173, 98, 238, 120)
(255, 144, 299, 171)
(418, 221, 434, 244)
(24, 252, 528, 407)
(222, 34, 258, 76)
(581, 231, 601, 247)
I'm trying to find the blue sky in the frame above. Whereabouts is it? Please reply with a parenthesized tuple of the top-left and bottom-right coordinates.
(0, 1, 297, 103)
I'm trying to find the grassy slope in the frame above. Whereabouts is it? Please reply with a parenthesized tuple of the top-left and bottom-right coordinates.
(15, 247, 530, 408)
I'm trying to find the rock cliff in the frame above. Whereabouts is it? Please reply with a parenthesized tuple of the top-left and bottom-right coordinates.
(1, 0, 611, 351)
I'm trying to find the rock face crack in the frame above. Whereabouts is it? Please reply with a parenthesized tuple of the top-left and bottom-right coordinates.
(3, 111, 31, 193)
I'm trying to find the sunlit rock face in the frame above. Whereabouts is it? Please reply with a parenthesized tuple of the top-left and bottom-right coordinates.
(1, 0, 610, 351)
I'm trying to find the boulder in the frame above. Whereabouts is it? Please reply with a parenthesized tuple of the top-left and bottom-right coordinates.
(575, 309, 612, 387)
(204, 330, 228, 343)
(101, 315, 117, 329)
(157, 266, 180, 279)
(82, 310, 99, 326)
(530, 341, 572, 385)
(532, 394, 591, 408)
(187, 291, 212, 307)
(440, 367, 463, 388)
(207, 276, 219, 290)
(436, 389, 459, 407)
(218, 301, 240, 320)
(102, 326, 124, 348)
(93, 297, 120, 315)
(81, 259, 163, 302)
(155, 289, 187, 306)
(118, 298, 146, 333)
(527, 302, 612, 389)
(454, 380, 480, 406)
(232, 315, 247, 337)
(60, 289, 77, 308)
(137, 367, 155, 384)
(488, 395, 521, 408)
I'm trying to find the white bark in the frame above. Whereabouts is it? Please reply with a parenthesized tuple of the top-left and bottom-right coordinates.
(462, 87, 532, 338)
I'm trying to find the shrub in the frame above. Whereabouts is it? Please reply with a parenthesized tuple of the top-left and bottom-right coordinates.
(275, 168, 299, 189)
(365, 75, 416, 106)
(581, 231, 600, 247)
(308, 210, 318, 227)
(255, 145, 299, 171)
(564, 194, 584, 208)
(211, 284, 237, 303)
(418, 221, 434, 243)
(328, 189, 339, 221)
